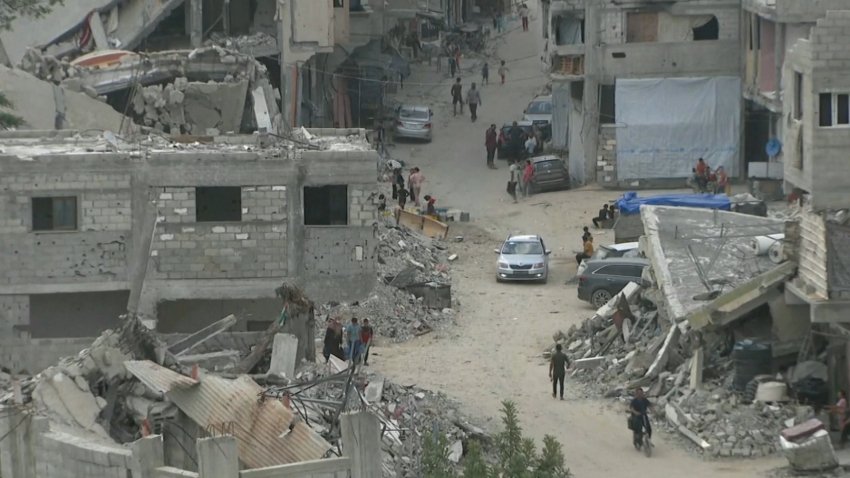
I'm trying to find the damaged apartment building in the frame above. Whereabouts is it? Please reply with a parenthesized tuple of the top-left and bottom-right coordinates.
(541, 0, 741, 187)
(0, 130, 380, 374)
(740, 0, 850, 194)
(781, 11, 850, 388)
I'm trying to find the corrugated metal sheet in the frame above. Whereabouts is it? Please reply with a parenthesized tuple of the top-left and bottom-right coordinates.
(124, 360, 331, 468)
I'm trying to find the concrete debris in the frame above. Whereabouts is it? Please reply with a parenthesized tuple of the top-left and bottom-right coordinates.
(780, 422, 838, 473)
(547, 287, 796, 458)
(321, 220, 456, 341)
(264, 361, 490, 478)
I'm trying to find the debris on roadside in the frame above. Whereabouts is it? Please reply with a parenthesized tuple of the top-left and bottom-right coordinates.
(320, 220, 457, 341)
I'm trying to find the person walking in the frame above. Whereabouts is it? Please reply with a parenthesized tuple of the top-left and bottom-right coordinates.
(467, 82, 481, 122)
(508, 161, 520, 203)
(409, 167, 425, 206)
(524, 133, 537, 157)
(395, 172, 409, 209)
(522, 159, 534, 197)
(549, 343, 570, 400)
(498, 60, 508, 85)
(481, 62, 489, 85)
(519, 3, 530, 31)
(360, 318, 374, 366)
(322, 317, 343, 363)
(345, 317, 362, 364)
(451, 77, 464, 116)
(715, 166, 730, 195)
(449, 56, 457, 77)
(485, 124, 498, 169)
(454, 45, 462, 71)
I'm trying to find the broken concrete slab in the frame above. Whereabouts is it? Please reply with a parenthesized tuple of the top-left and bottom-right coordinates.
(268, 333, 298, 379)
(574, 357, 605, 369)
(0, 65, 130, 133)
(644, 324, 681, 379)
(448, 439, 463, 463)
(640, 206, 786, 323)
(176, 350, 241, 371)
(32, 369, 109, 438)
(182, 80, 249, 134)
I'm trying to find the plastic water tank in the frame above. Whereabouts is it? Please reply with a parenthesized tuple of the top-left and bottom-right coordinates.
(732, 340, 772, 391)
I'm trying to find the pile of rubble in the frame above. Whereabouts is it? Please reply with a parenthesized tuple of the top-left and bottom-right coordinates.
(321, 219, 456, 340)
(18, 48, 84, 84)
(547, 285, 795, 458)
(268, 360, 489, 477)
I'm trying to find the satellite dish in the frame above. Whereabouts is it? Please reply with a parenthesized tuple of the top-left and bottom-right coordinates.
(765, 138, 782, 157)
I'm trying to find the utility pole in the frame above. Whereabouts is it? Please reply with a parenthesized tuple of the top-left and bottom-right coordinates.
(278, 0, 291, 133)
(581, 0, 600, 184)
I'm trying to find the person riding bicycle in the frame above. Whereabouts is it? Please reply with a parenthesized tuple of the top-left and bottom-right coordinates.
(629, 387, 652, 439)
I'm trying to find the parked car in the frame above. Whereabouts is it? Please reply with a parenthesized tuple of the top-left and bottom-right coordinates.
(523, 95, 552, 141)
(495, 234, 552, 283)
(394, 105, 433, 141)
(528, 155, 569, 193)
(576, 242, 640, 276)
(497, 121, 541, 161)
(577, 257, 650, 308)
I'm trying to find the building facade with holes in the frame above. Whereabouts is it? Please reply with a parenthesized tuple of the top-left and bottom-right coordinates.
(541, 0, 741, 187)
(0, 130, 378, 372)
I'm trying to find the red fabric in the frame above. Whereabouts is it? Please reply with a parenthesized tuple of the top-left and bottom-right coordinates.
(523, 163, 533, 182)
(485, 129, 497, 149)
(360, 326, 373, 344)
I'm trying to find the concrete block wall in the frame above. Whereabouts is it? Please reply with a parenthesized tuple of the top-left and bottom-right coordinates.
(151, 186, 288, 280)
(596, 126, 618, 186)
(0, 171, 131, 286)
(35, 430, 132, 478)
(348, 184, 378, 227)
(783, 11, 850, 210)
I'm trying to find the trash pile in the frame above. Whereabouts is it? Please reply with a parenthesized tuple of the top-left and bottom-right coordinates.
(265, 359, 489, 478)
(321, 220, 457, 340)
(546, 284, 796, 458)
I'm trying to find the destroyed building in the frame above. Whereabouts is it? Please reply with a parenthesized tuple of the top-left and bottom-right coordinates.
(541, 0, 741, 187)
(0, 129, 379, 373)
(741, 0, 850, 199)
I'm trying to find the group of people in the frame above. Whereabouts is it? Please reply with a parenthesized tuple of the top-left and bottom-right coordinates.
(450, 77, 483, 121)
(385, 164, 439, 216)
(507, 158, 535, 203)
(690, 157, 730, 194)
(323, 316, 374, 366)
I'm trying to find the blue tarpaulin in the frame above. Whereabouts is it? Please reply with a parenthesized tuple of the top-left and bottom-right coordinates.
(615, 192, 731, 216)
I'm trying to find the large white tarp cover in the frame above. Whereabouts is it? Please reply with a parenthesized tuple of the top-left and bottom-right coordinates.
(615, 77, 741, 180)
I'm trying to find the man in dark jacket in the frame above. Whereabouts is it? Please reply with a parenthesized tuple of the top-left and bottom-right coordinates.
(507, 121, 525, 163)
(485, 124, 498, 169)
(549, 343, 570, 400)
(451, 78, 464, 116)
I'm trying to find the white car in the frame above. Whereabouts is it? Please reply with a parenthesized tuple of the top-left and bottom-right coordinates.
(495, 234, 552, 284)
(576, 241, 641, 276)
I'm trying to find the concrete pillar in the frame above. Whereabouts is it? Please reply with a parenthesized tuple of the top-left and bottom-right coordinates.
(277, 0, 292, 132)
(129, 435, 165, 478)
(88, 13, 110, 50)
(340, 411, 381, 478)
(582, 0, 600, 184)
(189, 0, 204, 48)
(268, 333, 298, 378)
(689, 347, 704, 390)
(196, 436, 239, 478)
(0, 408, 36, 478)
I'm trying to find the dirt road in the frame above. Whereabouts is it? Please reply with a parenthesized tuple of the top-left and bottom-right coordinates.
(373, 3, 782, 475)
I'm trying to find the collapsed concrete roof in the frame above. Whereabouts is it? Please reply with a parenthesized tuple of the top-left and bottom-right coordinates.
(641, 205, 789, 325)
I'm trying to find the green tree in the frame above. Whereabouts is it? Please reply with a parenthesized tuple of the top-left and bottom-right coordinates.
(0, 91, 24, 129)
(422, 430, 455, 478)
(1, 0, 64, 31)
(420, 401, 572, 478)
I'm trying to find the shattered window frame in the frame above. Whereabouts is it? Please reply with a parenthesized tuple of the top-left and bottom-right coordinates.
(31, 196, 78, 232)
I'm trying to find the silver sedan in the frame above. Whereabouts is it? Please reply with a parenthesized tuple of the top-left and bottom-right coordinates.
(394, 105, 433, 141)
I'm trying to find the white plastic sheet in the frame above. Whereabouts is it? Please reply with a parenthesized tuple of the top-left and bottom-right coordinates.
(615, 77, 741, 180)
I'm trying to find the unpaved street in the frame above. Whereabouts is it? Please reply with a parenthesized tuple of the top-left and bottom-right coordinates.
(373, 3, 783, 476)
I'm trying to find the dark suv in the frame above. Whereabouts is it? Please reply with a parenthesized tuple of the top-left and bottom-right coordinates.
(577, 258, 650, 308)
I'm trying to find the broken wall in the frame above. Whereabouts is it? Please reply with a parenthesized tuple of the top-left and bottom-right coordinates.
(0, 65, 129, 132)
(156, 298, 281, 333)
(303, 225, 376, 302)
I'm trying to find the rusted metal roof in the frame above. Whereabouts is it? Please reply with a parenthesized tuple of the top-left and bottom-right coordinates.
(124, 360, 331, 468)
